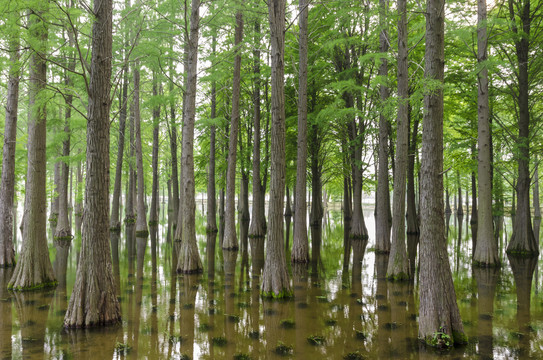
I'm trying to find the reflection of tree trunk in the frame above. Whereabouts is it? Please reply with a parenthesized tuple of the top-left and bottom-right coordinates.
(14, 291, 51, 358)
(131, 237, 147, 358)
(150, 229, 159, 355)
(223, 251, 237, 358)
(508, 254, 537, 358)
(474, 267, 498, 360)
(375, 254, 390, 355)
(109, 232, 121, 297)
(0, 268, 13, 358)
(179, 275, 199, 359)
(166, 242, 179, 358)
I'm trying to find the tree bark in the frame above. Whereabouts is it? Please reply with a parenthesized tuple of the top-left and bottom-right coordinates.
(406, 107, 420, 235)
(292, 0, 309, 263)
(133, 62, 148, 238)
(176, 0, 203, 273)
(418, 0, 466, 346)
(9, 8, 56, 290)
(249, 15, 266, 240)
(55, 24, 76, 242)
(110, 34, 129, 232)
(507, 0, 537, 255)
(473, 1, 498, 266)
(387, 0, 409, 280)
(223, 9, 244, 251)
(375, 0, 391, 254)
(207, 35, 218, 234)
(0, 31, 20, 267)
(75, 161, 83, 236)
(149, 74, 160, 228)
(64, 0, 121, 327)
(125, 100, 136, 224)
(261, 0, 291, 298)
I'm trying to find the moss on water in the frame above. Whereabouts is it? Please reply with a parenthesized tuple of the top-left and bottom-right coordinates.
(261, 289, 293, 299)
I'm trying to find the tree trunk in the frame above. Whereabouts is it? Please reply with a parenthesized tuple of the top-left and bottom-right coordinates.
(55, 26, 76, 243)
(149, 74, 160, 228)
(418, 0, 466, 346)
(223, 9, 244, 251)
(406, 107, 420, 235)
(507, 0, 537, 256)
(75, 161, 83, 236)
(249, 15, 266, 240)
(9, 8, 56, 290)
(176, 0, 203, 273)
(110, 39, 129, 232)
(387, 0, 409, 280)
(64, 0, 121, 327)
(375, 0, 391, 254)
(261, 0, 291, 298)
(284, 186, 292, 251)
(207, 35, 218, 234)
(125, 101, 136, 224)
(474, 9, 497, 266)
(292, 0, 309, 263)
(0, 32, 20, 267)
(133, 62, 148, 238)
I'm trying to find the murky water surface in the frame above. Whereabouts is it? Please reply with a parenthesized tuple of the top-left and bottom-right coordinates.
(1, 209, 542, 359)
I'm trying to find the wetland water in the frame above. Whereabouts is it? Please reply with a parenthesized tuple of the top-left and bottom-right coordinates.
(1, 208, 542, 359)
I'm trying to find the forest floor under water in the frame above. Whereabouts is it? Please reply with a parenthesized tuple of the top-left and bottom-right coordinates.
(1, 206, 543, 359)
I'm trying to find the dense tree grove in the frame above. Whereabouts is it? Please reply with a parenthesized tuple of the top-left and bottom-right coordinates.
(0, 0, 542, 349)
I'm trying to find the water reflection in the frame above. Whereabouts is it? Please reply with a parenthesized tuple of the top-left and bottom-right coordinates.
(474, 267, 499, 360)
(0, 268, 13, 359)
(3, 209, 543, 359)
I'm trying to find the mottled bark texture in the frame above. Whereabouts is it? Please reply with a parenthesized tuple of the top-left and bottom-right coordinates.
(261, 0, 292, 298)
(133, 63, 148, 238)
(406, 109, 420, 235)
(507, 0, 537, 256)
(418, 0, 466, 346)
(0, 32, 20, 267)
(387, 0, 409, 280)
(291, 0, 309, 263)
(64, 0, 121, 327)
(9, 9, 56, 290)
(223, 9, 244, 250)
(375, 0, 391, 254)
(473, 0, 499, 267)
(176, 0, 203, 274)
(249, 15, 266, 240)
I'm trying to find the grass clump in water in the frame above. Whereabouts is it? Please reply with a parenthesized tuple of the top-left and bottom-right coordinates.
(233, 353, 252, 360)
(355, 330, 367, 341)
(198, 323, 212, 332)
(324, 318, 337, 326)
(168, 335, 183, 344)
(226, 314, 240, 323)
(114, 342, 132, 355)
(280, 318, 295, 329)
(212, 336, 227, 347)
(275, 341, 293, 356)
(307, 335, 325, 346)
(343, 351, 365, 360)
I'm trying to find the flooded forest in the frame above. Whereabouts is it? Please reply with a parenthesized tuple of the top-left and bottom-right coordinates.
(0, 0, 542, 358)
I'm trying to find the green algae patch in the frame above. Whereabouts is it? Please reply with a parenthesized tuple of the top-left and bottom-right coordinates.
(8, 280, 58, 291)
(261, 289, 293, 299)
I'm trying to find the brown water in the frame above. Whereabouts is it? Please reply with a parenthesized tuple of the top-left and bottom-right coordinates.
(1, 210, 542, 359)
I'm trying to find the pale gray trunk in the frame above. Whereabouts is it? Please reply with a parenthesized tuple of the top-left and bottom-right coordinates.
(261, 0, 291, 298)
(223, 9, 244, 251)
(292, 0, 309, 263)
(64, 0, 121, 327)
(418, 0, 465, 346)
(387, 0, 409, 280)
(177, 0, 203, 273)
(9, 9, 56, 290)
(0, 33, 20, 267)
